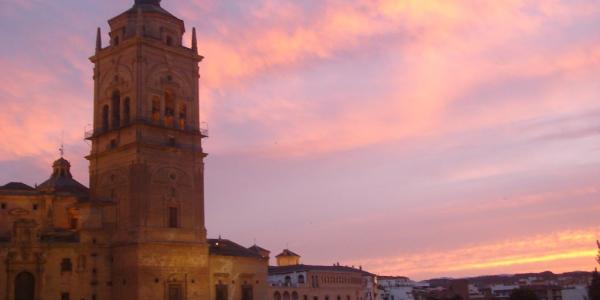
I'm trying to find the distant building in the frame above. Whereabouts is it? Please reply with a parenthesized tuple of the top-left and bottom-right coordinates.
(268, 249, 379, 300)
(528, 285, 563, 300)
(379, 276, 415, 300)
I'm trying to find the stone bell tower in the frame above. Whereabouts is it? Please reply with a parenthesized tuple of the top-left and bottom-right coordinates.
(87, 0, 209, 299)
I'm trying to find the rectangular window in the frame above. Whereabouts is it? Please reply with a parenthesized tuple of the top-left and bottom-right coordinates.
(168, 284, 183, 300)
(216, 284, 228, 300)
(61, 258, 73, 272)
(242, 285, 253, 300)
(70, 218, 78, 230)
(168, 207, 178, 228)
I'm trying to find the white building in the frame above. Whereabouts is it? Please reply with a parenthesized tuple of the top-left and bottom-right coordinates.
(379, 276, 415, 300)
(561, 285, 588, 300)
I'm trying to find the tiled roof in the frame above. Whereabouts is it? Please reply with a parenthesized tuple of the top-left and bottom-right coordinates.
(208, 238, 263, 259)
(248, 245, 271, 258)
(0, 182, 35, 191)
(269, 264, 376, 276)
(276, 249, 300, 258)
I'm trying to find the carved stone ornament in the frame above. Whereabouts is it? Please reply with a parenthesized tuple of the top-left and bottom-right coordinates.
(9, 208, 30, 216)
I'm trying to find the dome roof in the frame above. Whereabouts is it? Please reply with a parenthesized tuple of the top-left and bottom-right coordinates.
(121, 0, 176, 19)
(135, 0, 161, 5)
(37, 157, 89, 197)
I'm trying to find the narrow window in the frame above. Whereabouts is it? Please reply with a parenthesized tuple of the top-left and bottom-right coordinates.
(61, 293, 70, 300)
(178, 103, 187, 130)
(102, 105, 109, 132)
(168, 207, 178, 228)
(32, 204, 38, 210)
(61, 258, 73, 272)
(298, 275, 305, 284)
(70, 218, 78, 230)
(168, 284, 183, 300)
(152, 97, 161, 122)
(124, 97, 131, 125)
(114, 36, 119, 46)
(164, 91, 175, 127)
(112, 91, 121, 129)
(166, 36, 173, 46)
(1, 203, 5, 209)
(242, 285, 253, 300)
(216, 284, 228, 300)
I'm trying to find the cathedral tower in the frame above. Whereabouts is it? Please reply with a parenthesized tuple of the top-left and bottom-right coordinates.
(87, 0, 208, 298)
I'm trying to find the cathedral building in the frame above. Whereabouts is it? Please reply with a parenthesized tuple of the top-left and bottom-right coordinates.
(0, 1, 268, 299)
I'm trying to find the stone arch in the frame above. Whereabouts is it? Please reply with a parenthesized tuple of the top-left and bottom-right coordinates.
(283, 291, 291, 300)
(98, 63, 134, 92)
(292, 292, 299, 300)
(15, 271, 35, 300)
(274, 291, 282, 300)
(144, 64, 193, 98)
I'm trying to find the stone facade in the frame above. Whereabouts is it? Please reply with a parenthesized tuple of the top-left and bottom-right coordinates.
(0, 1, 268, 300)
(268, 250, 378, 300)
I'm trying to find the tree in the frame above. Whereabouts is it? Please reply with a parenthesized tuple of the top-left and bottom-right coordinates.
(509, 288, 538, 300)
(589, 269, 600, 300)
(590, 241, 600, 300)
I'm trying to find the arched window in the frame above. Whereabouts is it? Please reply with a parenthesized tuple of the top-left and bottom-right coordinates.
(112, 90, 121, 129)
(284, 276, 291, 286)
(124, 97, 131, 125)
(102, 105, 109, 132)
(152, 96, 161, 122)
(178, 103, 187, 130)
(283, 292, 291, 300)
(15, 272, 35, 300)
(298, 275, 305, 284)
(164, 91, 175, 127)
(292, 292, 299, 300)
(274, 291, 282, 300)
(166, 36, 173, 46)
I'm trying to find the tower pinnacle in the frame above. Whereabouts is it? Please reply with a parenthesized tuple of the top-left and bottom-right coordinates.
(95, 27, 101, 53)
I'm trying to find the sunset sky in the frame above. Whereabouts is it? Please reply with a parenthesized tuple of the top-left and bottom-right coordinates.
(1, 0, 600, 280)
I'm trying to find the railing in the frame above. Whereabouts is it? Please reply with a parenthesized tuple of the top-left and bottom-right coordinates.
(200, 122, 209, 137)
(84, 119, 210, 139)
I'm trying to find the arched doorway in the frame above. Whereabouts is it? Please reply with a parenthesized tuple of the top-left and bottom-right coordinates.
(15, 272, 35, 300)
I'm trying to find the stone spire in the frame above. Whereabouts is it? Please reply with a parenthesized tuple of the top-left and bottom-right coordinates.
(95, 27, 102, 53)
(192, 27, 198, 52)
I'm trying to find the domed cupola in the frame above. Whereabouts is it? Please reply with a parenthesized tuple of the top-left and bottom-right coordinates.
(37, 157, 89, 197)
(135, 0, 161, 5)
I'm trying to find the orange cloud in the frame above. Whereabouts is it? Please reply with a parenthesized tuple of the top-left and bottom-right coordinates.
(351, 228, 599, 279)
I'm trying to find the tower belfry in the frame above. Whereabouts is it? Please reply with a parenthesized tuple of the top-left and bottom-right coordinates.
(87, 0, 208, 298)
